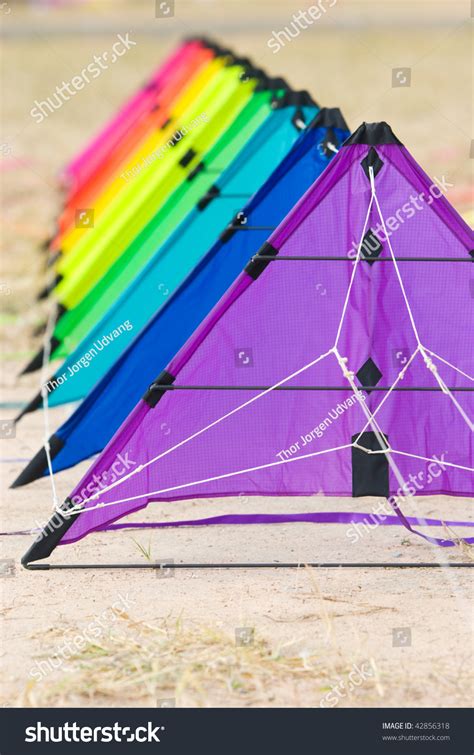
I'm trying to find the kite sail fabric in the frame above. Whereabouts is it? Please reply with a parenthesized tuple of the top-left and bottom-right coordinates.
(60, 39, 208, 199)
(22, 78, 295, 377)
(51, 59, 253, 306)
(21, 54, 264, 376)
(55, 49, 222, 260)
(54, 41, 215, 245)
(13, 107, 347, 485)
(51, 81, 287, 351)
(21, 121, 474, 565)
(42, 62, 260, 318)
(39, 93, 319, 406)
(59, 38, 200, 194)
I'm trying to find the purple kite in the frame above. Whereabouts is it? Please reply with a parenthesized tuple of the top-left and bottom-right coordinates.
(23, 122, 474, 567)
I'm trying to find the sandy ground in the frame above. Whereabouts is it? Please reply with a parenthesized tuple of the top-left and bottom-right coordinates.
(1, 433, 474, 707)
(1, 1, 473, 709)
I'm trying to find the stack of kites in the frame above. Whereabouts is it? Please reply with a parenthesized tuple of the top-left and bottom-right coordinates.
(13, 37, 473, 567)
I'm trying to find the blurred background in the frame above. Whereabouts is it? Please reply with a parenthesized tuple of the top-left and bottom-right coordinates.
(1, 0, 472, 364)
(0, 2, 472, 711)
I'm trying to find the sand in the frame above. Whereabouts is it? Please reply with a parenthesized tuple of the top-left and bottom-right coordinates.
(1, 1, 472, 708)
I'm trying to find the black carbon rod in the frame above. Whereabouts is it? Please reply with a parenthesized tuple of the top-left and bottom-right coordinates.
(152, 385, 473, 392)
(253, 255, 472, 262)
(23, 562, 474, 571)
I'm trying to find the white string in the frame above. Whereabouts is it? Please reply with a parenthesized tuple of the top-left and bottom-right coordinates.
(40, 304, 60, 510)
(76, 348, 335, 506)
(86, 190, 373, 513)
(333, 168, 376, 348)
(370, 179, 422, 346)
(371, 185, 473, 433)
(329, 168, 474, 482)
(65, 345, 473, 518)
(418, 345, 474, 431)
(353, 346, 420, 444)
(60, 163, 473, 518)
(53, 155, 473, 633)
(333, 166, 473, 438)
(67, 444, 352, 514)
(67, 166, 377, 514)
(333, 349, 390, 445)
(424, 347, 474, 382)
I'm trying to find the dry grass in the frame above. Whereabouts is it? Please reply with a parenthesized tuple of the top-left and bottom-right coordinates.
(18, 565, 473, 709)
(21, 567, 385, 708)
(22, 610, 338, 708)
(21, 609, 473, 709)
(2, 7, 472, 711)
